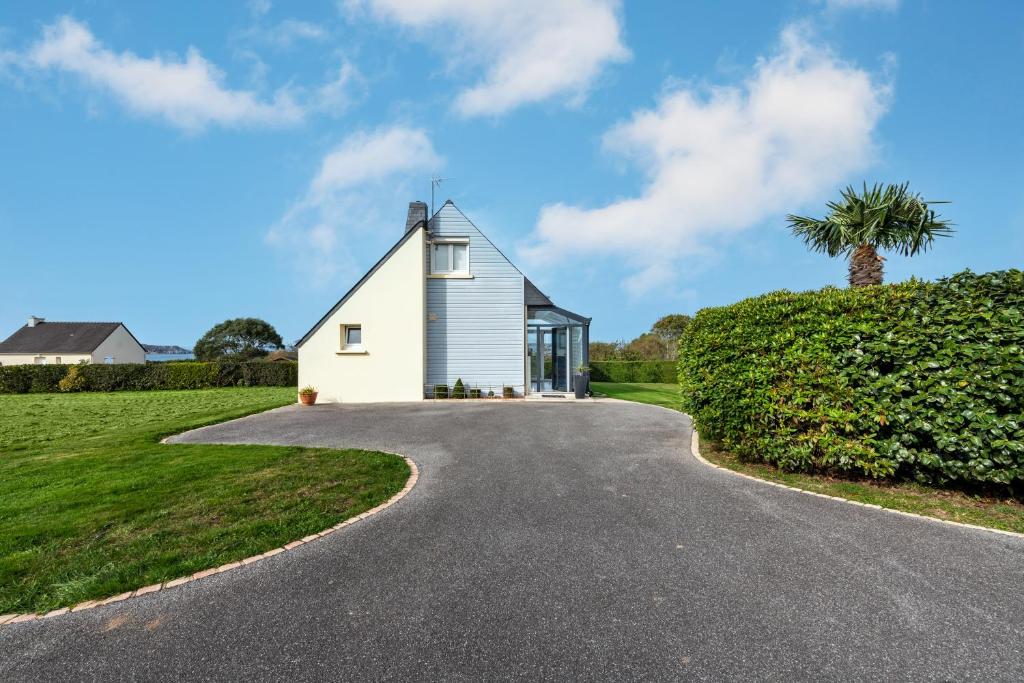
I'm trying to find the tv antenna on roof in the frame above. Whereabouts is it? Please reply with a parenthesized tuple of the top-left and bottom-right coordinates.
(431, 176, 451, 217)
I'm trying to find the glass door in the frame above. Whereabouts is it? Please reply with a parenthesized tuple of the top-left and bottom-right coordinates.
(529, 327, 569, 392)
(528, 331, 540, 391)
(541, 329, 553, 390)
(552, 328, 568, 391)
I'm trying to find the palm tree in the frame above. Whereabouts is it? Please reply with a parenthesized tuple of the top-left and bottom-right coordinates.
(787, 183, 953, 287)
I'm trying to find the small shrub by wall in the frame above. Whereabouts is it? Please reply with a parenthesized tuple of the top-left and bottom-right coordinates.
(680, 269, 1024, 489)
(590, 360, 677, 384)
(0, 361, 298, 394)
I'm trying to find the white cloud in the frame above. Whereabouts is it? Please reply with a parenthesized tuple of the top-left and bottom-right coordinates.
(235, 18, 329, 50)
(277, 19, 328, 43)
(268, 126, 441, 283)
(248, 0, 272, 16)
(348, 0, 629, 117)
(315, 59, 364, 114)
(519, 24, 890, 295)
(310, 126, 439, 194)
(21, 16, 302, 131)
(825, 0, 899, 10)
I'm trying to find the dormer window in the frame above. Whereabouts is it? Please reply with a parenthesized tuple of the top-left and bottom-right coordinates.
(431, 239, 469, 275)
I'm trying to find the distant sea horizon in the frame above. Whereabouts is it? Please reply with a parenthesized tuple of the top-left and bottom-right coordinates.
(146, 353, 195, 362)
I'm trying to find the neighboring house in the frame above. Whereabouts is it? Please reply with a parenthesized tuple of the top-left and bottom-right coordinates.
(0, 317, 147, 366)
(265, 349, 298, 362)
(298, 200, 590, 403)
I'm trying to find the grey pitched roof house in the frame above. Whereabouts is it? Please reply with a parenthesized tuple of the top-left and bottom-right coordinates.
(0, 317, 146, 365)
(296, 200, 590, 402)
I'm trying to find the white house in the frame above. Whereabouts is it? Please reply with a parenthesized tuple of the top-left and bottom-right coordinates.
(0, 317, 147, 366)
(297, 200, 590, 403)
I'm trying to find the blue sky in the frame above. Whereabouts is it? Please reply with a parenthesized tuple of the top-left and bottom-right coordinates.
(1, 1, 1021, 347)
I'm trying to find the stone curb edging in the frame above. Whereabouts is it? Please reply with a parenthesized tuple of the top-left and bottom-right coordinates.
(0, 456, 419, 628)
(688, 428, 1024, 541)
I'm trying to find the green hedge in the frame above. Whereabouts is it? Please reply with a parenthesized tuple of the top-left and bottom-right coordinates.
(680, 270, 1024, 488)
(0, 361, 298, 394)
(590, 360, 677, 384)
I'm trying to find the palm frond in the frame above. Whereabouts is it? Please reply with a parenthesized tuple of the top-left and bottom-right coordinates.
(787, 181, 953, 259)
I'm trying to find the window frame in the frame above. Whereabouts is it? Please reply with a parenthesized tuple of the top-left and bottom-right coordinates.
(339, 323, 365, 353)
(430, 238, 471, 276)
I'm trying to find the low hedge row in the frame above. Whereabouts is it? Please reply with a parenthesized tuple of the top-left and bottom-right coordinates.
(590, 360, 676, 384)
(0, 361, 298, 394)
(680, 269, 1024, 488)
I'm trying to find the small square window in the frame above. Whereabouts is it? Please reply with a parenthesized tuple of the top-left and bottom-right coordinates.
(341, 324, 363, 351)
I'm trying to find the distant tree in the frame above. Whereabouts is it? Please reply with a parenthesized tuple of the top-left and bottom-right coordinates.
(591, 314, 692, 361)
(787, 182, 953, 287)
(651, 314, 691, 346)
(622, 333, 671, 361)
(588, 341, 621, 361)
(194, 318, 283, 361)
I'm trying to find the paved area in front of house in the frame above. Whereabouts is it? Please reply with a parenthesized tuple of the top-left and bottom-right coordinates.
(2, 401, 1023, 681)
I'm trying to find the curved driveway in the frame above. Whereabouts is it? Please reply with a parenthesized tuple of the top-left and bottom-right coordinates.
(2, 401, 1023, 681)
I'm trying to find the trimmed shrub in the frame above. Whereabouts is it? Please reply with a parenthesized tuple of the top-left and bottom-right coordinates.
(469, 388, 482, 398)
(161, 362, 222, 390)
(503, 386, 515, 399)
(680, 270, 1024, 488)
(58, 365, 87, 392)
(0, 365, 66, 393)
(433, 384, 449, 399)
(0, 361, 298, 394)
(590, 360, 676, 384)
(240, 361, 298, 388)
(452, 378, 465, 399)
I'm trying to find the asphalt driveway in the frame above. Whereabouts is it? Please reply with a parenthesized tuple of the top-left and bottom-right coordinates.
(2, 400, 1022, 681)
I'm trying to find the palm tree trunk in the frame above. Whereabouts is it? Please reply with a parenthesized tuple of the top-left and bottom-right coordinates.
(848, 244, 885, 287)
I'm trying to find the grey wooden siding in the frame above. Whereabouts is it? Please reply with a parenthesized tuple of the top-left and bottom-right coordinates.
(425, 203, 525, 394)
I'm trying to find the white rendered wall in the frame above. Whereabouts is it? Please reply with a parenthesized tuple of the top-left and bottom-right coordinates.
(298, 229, 425, 403)
(0, 353, 91, 365)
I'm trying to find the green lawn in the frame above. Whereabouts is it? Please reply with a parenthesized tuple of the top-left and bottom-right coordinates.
(596, 381, 1024, 534)
(591, 382, 682, 410)
(0, 388, 409, 614)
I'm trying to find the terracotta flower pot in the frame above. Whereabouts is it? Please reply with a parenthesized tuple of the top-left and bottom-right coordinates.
(299, 392, 318, 406)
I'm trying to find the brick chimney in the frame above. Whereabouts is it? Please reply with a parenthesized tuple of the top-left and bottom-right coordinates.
(27, 315, 44, 328)
(405, 201, 428, 233)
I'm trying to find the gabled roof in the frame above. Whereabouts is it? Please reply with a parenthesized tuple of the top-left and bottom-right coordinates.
(524, 277, 554, 307)
(0, 322, 132, 354)
(296, 221, 425, 347)
(429, 200, 525, 278)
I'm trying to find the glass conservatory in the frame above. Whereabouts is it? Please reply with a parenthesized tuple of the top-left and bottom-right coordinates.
(526, 306, 590, 393)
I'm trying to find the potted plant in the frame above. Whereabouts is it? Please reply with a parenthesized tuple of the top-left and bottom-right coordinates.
(573, 364, 590, 399)
(298, 385, 318, 405)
